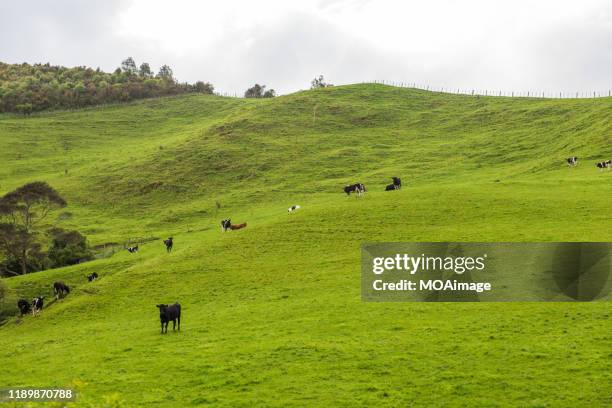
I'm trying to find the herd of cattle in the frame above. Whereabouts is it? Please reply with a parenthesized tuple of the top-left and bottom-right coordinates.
(566, 156, 611, 170)
(12, 160, 608, 332)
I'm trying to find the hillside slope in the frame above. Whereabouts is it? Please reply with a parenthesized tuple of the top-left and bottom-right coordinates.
(0, 85, 610, 407)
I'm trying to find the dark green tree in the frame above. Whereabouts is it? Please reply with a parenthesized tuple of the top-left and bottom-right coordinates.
(157, 65, 173, 80)
(193, 81, 214, 94)
(121, 57, 138, 75)
(47, 228, 92, 268)
(0, 182, 66, 274)
(244, 84, 274, 98)
(139, 62, 153, 77)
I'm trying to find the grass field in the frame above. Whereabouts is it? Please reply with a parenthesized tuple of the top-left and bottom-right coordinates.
(0, 84, 610, 407)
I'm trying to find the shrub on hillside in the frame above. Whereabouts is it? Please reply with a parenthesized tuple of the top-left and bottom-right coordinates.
(244, 83, 276, 98)
(47, 228, 93, 268)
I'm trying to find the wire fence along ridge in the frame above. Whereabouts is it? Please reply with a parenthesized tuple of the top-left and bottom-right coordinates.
(368, 80, 612, 99)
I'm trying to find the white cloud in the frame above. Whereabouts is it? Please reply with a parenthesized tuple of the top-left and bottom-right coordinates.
(1, 0, 610, 95)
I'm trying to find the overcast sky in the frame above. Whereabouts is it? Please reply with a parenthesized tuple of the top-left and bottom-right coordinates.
(1, 0, 611, 95)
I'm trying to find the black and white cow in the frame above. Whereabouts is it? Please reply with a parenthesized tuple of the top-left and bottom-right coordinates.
(156, 303, 181, 334)
(87, 272, 99, 282)
(566, 157, 578, 166)
(344, 183, 366, 197)
(53, 281, 70, 299)
(288, 205, 301, 213)
(221, 219, 231, 232)
(596, 160, 611, 170)
(17, 299, 31, 316)
(127, 245, 139, 253)
(32, 296, 44, 316)
(392, 177, 402, 189)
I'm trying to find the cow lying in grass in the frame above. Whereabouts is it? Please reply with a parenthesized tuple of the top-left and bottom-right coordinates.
(156, 303, 181, 334)
(32, 296, 44, 316)
(17, 299, 31, 316)
(53, 281, 70, 299)
(87, 272, 99, 282)
(385, 183, 398, 191)
(288, 205, 301, 213)
(221, 219, 247, 231)
(596, 160, 611, 170)
(344, 183, 366, 197)
(127, 245, 139, 253)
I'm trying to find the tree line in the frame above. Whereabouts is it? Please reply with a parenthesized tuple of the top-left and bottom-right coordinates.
(0, 57, 334, 113)
(0, 58, 214, 114)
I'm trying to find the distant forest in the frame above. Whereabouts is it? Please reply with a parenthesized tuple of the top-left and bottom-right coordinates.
(0, 58, 214, 114)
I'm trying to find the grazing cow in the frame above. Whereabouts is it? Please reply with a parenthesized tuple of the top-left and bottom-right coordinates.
(127, 245, 139, 253)
(230, 222, 247, 230)
(385, 183, 398, 191)
(32, 296, 44, 316)
(344, 183, 366, 197)
(288, 205, 301, 213)
(17, 299, 31, 316)
(566, 157, 578, 167)
(596, 160, 611, 171)
(163, 237, 173, 252)
(53, 281, 70, 300)
(220, 219, 231, 232)
(392, 177, 402, 189)
(87, 272, 99, 282)
(156, 303, 181, 334)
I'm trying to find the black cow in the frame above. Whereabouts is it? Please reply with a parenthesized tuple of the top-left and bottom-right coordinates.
(156, 303, 181, 334)
(17, 299, 31, 316)
(385, 183, 398, 191)
(566, 157, 578, 167)
(127, 245, 139, 253)
(220, 219, 231, 232)
(596, 160, 611, 170)
(392, 177, 402, 189)
(87, 272, 99, 282)
(53, 281, 70, 299)
(32, 296, 44, 316)
(344, 183, 366, 197)
(163, 237, 173, 252)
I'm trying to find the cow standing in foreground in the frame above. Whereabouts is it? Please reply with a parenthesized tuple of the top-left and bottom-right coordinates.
(344, 183, 366, 197)
(53, 282, 70, 299)
(32, 296, 44, 316)
(156, 303, 181, 334)
(17, 299, 31, 316)
(163, 237, 173, 252)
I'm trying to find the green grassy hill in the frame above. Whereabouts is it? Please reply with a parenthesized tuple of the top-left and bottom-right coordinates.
(0, 84, 610, 407)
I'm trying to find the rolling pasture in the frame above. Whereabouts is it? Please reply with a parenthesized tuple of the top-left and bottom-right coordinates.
(0, 84, 610, 407)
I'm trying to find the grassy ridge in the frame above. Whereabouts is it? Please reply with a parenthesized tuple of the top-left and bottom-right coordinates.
(0, 84, 610, 407)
